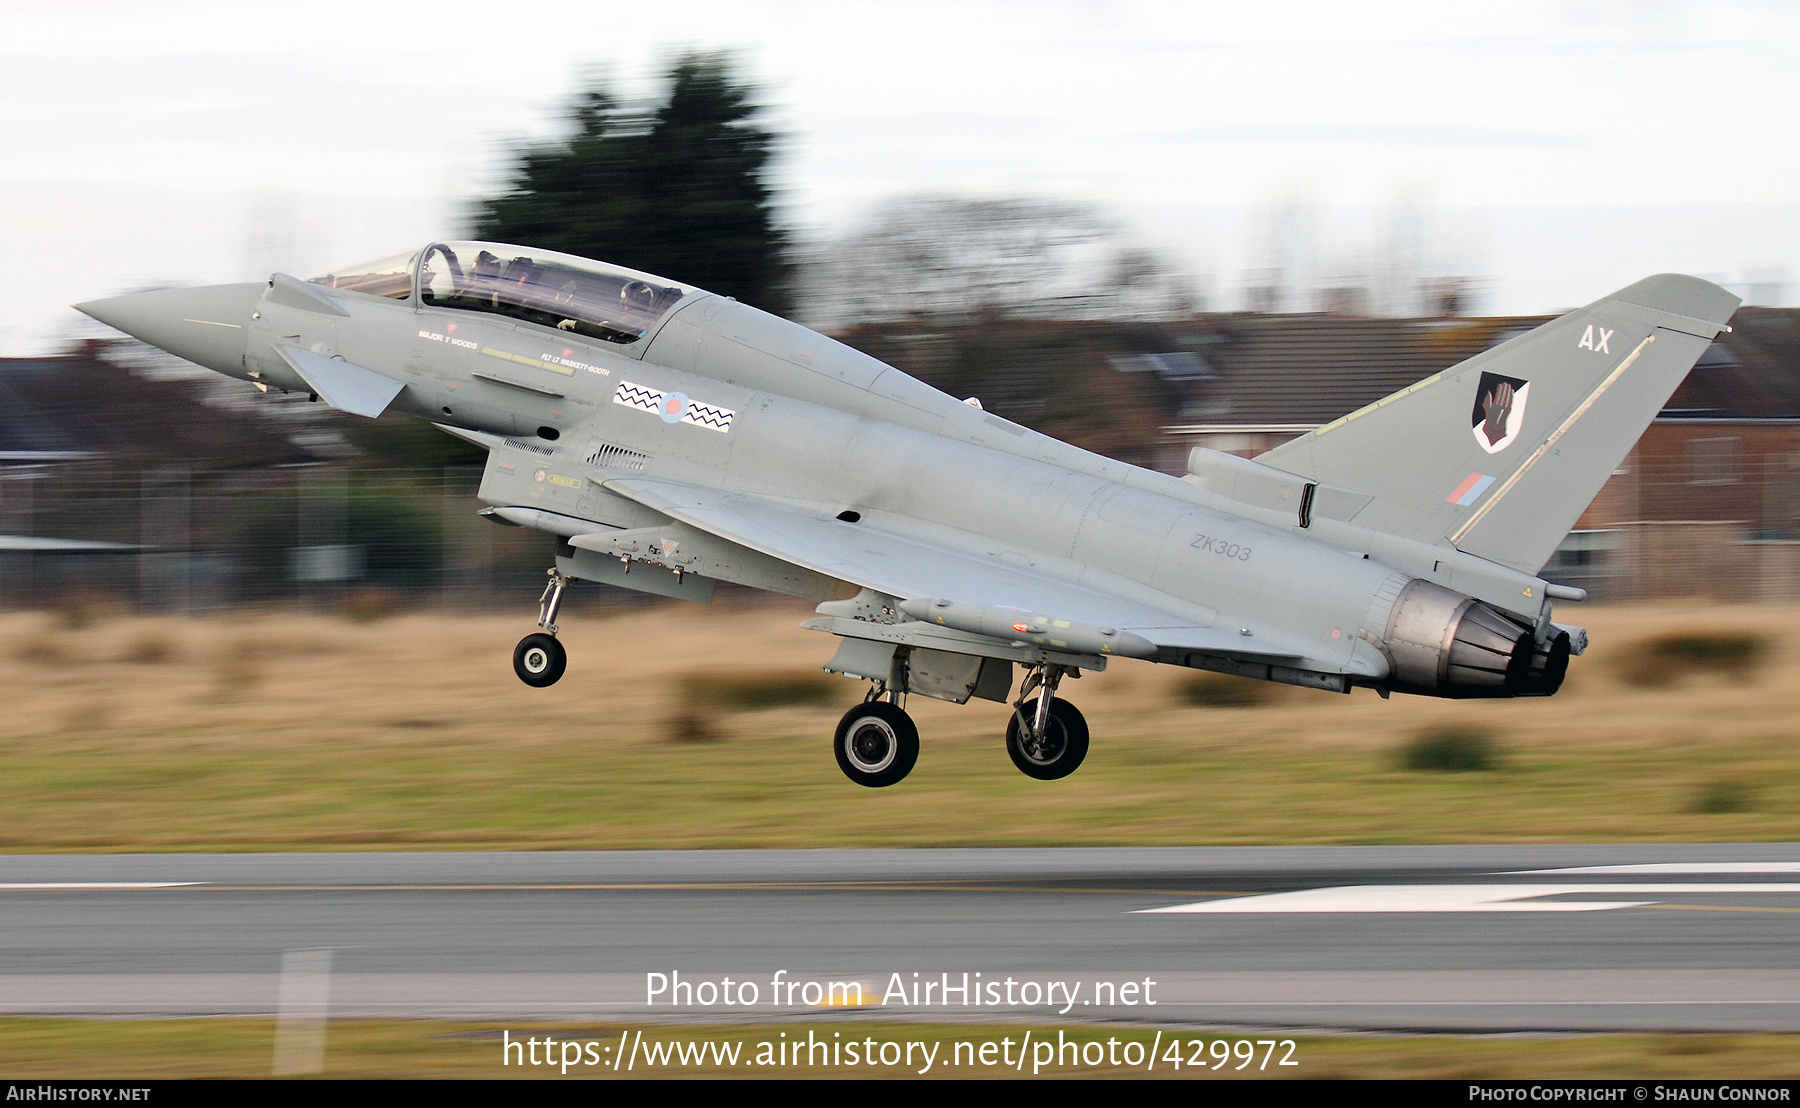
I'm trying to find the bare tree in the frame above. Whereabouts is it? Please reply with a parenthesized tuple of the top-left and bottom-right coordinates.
(798, 196, 1193, 327)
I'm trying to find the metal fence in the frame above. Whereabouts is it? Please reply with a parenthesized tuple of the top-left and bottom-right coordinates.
(0, 463, 563, 614)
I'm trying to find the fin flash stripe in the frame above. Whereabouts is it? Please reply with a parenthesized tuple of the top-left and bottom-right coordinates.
(1447, 473, 1496, 506)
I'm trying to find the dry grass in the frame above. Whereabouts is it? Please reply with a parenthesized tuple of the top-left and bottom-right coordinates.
(0, 599, 1796, 850)
(0, 1018, 1795, 1079)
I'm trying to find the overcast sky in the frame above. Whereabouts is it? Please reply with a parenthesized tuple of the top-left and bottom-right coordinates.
(5, 0, 1799, 352)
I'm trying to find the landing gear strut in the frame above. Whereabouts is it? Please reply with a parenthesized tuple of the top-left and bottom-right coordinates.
(833, 685, 919, 788)
(513, 568, 569, 687)
(1005, 664, 1089, 780)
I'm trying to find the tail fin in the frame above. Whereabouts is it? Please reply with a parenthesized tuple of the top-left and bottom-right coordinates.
(1258, 274, 1740, 574)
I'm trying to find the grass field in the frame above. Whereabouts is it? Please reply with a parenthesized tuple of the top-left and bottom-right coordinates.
(0, 596, 1794, 850)
(0, 1018, 1795, 1079)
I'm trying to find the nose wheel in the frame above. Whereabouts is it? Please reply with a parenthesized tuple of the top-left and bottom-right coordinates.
(833, 698, 919, 788)
(513, 633, 566, 687)
(514, 568, 571, 687)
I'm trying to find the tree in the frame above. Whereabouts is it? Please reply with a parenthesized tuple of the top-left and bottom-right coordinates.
(472, 54, 791, 314)
(796, 196, 1193, 328)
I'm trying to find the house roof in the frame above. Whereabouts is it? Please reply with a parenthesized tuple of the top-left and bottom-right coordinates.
(833, 307, 1800, 464)
(1165, 314, 1548, 430)
(1660, 307, 1800, 420)
(0, 343, 321, 470)
(1166, 306, 1800, 433)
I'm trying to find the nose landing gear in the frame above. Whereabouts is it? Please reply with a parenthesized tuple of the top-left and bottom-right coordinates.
(513, 568, 570, 687)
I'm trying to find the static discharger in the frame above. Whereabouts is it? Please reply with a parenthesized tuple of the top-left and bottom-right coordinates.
(899, 598, 1157, 658)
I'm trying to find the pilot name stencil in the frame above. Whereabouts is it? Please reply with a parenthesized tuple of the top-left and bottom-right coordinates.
(615, 381, 735, 433)
(418, 329, 478, 351)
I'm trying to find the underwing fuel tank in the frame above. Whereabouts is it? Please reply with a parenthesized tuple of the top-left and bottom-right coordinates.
(899, 598, 1157, 658)
(1379, 580, 1568, 698)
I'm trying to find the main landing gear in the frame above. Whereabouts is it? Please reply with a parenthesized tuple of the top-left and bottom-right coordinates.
(513, 568, 569, 687)
(1006, 664, 1088, 780)
(833, 692, 920, 789)
(831, 662, 1089, 788)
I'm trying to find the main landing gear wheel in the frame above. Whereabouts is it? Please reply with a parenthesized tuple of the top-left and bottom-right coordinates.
(833, 701, 919, 788)
(1006, 697, 1089, 780)
(513, 633, 566, 688)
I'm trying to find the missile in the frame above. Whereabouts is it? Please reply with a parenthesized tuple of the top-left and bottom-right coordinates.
(898, 598, 1157, 658)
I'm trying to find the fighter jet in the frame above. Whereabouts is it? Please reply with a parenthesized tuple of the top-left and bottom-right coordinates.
(76, 243, 1739, 786)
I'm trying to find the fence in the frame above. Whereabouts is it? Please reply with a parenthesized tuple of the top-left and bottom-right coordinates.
(7, 457, 1800, 616)
(0, 462, 561, 614)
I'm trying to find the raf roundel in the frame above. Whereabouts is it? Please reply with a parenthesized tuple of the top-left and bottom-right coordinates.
(613, 381, 735, 433)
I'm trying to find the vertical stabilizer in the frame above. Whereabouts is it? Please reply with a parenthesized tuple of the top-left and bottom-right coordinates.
(1258, 275, 1740, 574)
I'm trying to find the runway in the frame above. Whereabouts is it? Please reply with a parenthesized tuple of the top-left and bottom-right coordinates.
(0, 845, 1797, 1032)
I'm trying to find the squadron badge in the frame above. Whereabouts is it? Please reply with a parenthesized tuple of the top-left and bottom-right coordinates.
(1470, 371, 1530, 454)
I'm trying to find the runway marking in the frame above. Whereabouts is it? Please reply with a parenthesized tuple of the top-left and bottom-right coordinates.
(1141, 883, 1800, 914)
(1650, 902, 1800, 915)
(0, 881, 1251, 897)
(1508, 863, 1800, 875)
(0, 882, 201, 890)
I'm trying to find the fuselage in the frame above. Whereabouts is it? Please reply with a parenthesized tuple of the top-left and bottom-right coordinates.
(79, 242, 1563, 689)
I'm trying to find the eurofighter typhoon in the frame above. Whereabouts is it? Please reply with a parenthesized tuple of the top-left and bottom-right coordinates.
(77, 243, 1739, 786)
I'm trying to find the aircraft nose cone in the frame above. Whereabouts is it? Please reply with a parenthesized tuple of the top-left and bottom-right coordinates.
(75, 283, 264, 375)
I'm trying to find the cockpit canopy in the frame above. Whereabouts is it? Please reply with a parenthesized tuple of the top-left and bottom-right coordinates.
(308, 241, 698, 345)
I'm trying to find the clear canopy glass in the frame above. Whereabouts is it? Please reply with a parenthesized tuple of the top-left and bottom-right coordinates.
(418, 241, 695, 344)
(307, 251, 419, 301)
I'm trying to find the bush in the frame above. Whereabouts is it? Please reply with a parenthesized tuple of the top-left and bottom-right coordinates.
(685, 670, 840, 710)
(212, 640, 263, 699)
(343, 589, 405, 623)
(1618, 631, 1769, 688)
(121, 632, 178, 664)
(1402, 727, 1500, 772)
(10, 634, 69, 666)
(58, 596, 125, 630)
(1690, 780, 1754, 814)
(1176, 671, 1278, 708)
(664, 708, 721, 744)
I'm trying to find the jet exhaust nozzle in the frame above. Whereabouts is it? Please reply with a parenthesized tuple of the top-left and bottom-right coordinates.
(1380, 579, 1539, 699)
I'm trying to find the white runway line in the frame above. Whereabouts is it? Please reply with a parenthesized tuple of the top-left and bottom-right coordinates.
(1506, 863, 1800, 875)
(272, 949, 332, 1076)
(1141, 882, 1800, 913)
(0, 883, 202, 890)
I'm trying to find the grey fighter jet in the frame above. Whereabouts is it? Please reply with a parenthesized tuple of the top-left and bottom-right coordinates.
(77, 243, 1739, 787)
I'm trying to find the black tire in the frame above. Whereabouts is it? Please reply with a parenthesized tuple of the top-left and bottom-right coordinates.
(1005, 697, 1089, 780)
(513, 633, 566, 688)
(833, 701, 919, 788)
